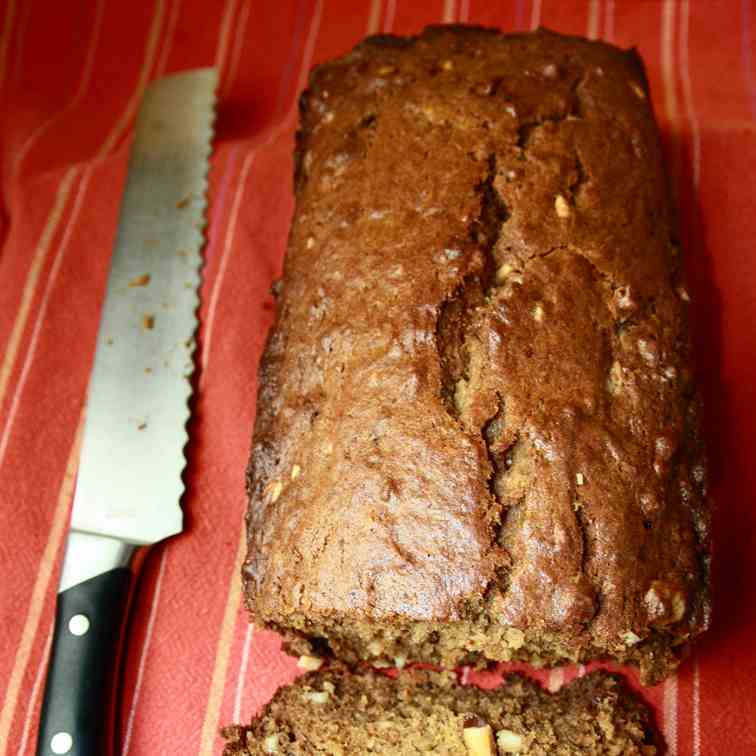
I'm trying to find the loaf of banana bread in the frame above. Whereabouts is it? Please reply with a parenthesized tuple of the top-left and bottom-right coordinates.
(222, 667, 661, 755)
(243, 26, 711, 685)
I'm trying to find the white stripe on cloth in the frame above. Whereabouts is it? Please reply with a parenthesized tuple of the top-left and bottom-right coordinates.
(232, 624, 256, 723)
(693, 652, 701, 756)
(664, 674, 679, 756)
(200, 149, 255, 380)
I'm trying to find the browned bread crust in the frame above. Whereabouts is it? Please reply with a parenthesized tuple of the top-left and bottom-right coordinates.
(222, 667, 661, 755)
(243, 26, 711, 685)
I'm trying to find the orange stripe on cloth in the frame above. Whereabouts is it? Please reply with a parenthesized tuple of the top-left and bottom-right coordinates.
(664, 673, 679, 756)
(530, 0, 542, 30)
(366, 0, 382, 35)
(442, 0, 456, 24)
(0, 166, 79, 411)
(196, 528, 248, 756)
(0, 411, 85, 755)
(587, 0, 600, 39)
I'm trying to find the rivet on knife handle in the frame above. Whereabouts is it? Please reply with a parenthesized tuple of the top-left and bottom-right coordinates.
(36, 67, 217, 756)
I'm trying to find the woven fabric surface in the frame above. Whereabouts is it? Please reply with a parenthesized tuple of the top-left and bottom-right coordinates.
(0, 1, 754, 754)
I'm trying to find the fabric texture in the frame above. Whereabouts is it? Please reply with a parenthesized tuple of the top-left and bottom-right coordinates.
(0, 1, 753, 754)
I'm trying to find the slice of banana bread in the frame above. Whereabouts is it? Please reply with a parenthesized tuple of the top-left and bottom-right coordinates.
(222, 667, 660, 755)
(243, 25, 711, 685)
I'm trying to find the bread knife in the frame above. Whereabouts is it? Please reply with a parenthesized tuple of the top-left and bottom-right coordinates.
(36, 68, 217, 756)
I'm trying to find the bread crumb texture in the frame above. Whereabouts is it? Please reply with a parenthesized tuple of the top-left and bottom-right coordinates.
(222, 668, 661, 755)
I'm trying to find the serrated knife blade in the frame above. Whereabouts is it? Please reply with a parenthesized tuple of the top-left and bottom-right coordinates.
(36, 68, 217, 756)
(72, 67, 216, 548)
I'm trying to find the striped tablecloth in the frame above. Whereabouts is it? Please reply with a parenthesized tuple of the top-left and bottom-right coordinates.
(1, 1, 754, 753)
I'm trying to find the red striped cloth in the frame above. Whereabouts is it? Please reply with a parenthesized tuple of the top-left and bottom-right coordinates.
(0, 1, 753, 753)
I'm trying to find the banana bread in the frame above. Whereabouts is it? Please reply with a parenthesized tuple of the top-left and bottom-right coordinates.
(242, 26, 711, 685)
(222, 667, 661, 755)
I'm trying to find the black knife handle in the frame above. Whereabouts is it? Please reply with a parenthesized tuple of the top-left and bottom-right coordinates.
(36, 568, 132, 756)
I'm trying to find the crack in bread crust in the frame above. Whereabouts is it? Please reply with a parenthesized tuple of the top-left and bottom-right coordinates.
(242, 26, 711, 686)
